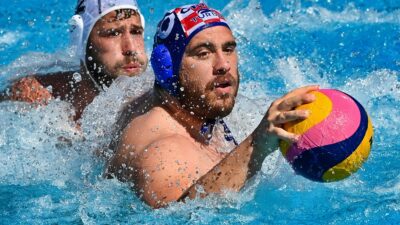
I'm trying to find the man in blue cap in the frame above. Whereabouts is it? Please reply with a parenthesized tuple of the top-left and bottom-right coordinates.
(108, 3, 318, 208)
(1, 0, 148, 121)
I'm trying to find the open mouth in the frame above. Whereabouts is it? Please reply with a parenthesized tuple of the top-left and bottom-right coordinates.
(213, 79, 233, 95)
(214, 80, 231, 88)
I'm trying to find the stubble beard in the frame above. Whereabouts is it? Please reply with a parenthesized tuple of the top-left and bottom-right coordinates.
(178, 73, 239, 120)
(85, 54, 147, 87)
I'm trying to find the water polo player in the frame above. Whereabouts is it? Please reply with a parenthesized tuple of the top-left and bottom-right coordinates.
(1, 0, 148, 120)
(107, 3, 318, 208)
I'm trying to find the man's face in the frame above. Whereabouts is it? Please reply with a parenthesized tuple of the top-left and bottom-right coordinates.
(179, 26, 239, 119)
(86, 9, 148, 85)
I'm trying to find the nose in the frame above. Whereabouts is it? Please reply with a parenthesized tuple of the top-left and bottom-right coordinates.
(213, 51, 231, 75)
(121, 33, 137, 57)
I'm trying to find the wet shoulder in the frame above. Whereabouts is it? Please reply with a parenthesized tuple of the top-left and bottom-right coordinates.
(119, 106, 188, 152)
(125, 106, 185, 139)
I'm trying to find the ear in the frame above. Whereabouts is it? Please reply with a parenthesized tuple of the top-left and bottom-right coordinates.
(151, 44, 178, 95)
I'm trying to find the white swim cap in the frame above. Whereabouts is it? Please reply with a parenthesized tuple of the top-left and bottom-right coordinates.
(69, 0, 145, 62)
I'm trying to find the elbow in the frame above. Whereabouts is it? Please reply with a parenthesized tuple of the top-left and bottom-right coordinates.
(140, 187, 184, 209)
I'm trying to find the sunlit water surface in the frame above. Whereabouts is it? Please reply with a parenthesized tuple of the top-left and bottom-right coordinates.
(1, 0, 399, 224)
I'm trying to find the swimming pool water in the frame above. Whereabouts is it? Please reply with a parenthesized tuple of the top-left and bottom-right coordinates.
(1, 0, 399, 224)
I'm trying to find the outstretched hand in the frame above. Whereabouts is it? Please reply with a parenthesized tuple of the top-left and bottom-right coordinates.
(253, 85, 319, 153)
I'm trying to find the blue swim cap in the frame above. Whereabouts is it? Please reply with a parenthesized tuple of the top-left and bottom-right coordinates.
(151, 3, 230, 96)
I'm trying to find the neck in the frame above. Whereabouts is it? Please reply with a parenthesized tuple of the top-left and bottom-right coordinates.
(155, 87, 216, 143)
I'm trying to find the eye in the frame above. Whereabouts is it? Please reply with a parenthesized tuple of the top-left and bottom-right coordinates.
(224, 45, 236, 54)
(196, 50, 211, 59)
(131, 28, 143, 35)
(99, 29, 122, 37)
(110, 31, 121, 36)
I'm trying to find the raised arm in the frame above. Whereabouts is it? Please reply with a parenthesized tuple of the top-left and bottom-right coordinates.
(182, 85, 319, 200)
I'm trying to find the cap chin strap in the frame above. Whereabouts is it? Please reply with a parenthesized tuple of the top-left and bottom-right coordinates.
(82, 61, 104, 91)
(200, 119, 238, 146)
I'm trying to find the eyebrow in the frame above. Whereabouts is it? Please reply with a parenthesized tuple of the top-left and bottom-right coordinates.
(129, 24, 144, 31)
(222, 41, 237, 49)
(100, 24, 144, 32)
(188, 40, 237, 53)
(189, 42, 216, 52)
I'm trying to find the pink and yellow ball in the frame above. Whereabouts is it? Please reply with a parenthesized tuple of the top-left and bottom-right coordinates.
(280, 89, 373, 182)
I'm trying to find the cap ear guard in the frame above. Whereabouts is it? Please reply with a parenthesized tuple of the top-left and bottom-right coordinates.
(151, 44, 179, 96)
(68, 14, 84, 59)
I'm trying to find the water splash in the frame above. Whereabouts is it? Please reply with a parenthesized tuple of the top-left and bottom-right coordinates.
(81, 71, 154, 155)
(0, 101, 82, 186)
(0, 31, 24, 46)
(0, 51, 78, 91)
(1, 0, 399, 223)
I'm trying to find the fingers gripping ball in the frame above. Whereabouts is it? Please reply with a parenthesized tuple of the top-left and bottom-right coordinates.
(280, 89, 373, 182)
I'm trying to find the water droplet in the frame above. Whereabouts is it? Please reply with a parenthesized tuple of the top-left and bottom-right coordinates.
(28, 20, 35, 27)
(180, 87, 184, 91)
(46, 85, 53, 93)
(88, 56, 93, 61)
(72, 72, 82, 82)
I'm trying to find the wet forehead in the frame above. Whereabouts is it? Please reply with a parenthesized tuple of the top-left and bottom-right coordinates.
(187, 26, 235, 48)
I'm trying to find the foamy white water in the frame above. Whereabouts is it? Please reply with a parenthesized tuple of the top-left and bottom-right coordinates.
(0, 31, 24, 46)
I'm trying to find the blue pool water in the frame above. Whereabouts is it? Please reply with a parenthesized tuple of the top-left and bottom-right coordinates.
(1, 0, 400, 224)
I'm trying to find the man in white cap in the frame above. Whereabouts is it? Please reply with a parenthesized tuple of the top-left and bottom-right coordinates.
(2, 0, 148, 121)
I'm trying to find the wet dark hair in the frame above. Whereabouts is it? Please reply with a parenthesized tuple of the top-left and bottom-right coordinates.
(115, 9, 138, 20)
(102, 9, 139, 23)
